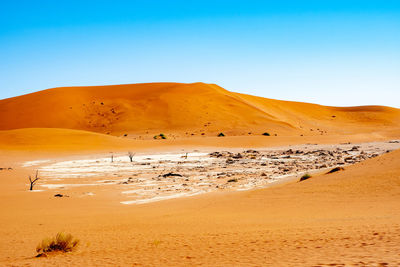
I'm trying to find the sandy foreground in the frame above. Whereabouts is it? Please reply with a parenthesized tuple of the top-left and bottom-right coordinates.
(1, 137, 400, 266)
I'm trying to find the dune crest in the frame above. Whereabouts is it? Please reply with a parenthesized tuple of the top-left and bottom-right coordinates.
(0, 82, 399, 137)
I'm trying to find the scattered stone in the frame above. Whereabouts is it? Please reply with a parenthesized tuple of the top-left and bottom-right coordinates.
(285, 149, 293, 154)
(30, 141, 399, 204)
(162, 172, 183, 178)
(226, 158, 235, 164)
(232, 153, 243, 159)
(54, 194, 68, 197)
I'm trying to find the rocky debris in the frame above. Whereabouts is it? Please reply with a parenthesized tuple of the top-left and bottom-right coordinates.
(209, 151, 222, 157)
(226, 158, 235, 164)
(161, 172, 183, 178)
(245, 149, 259, 154)
(285, 149, 294, 154)
(209, 151, 231, 158)
(33, 141, 400, 204)
(120, 177, 136, 184)
(54, 194, 69, 197)
(232, 153, 243, 159)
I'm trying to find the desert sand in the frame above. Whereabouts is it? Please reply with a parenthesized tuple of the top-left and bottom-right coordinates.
(1, 83, 400, 266)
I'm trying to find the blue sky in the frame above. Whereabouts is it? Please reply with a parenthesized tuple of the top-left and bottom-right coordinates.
(1, 0, 399, 107)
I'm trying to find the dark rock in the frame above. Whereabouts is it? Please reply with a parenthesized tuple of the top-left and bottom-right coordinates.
(232, 153, 243, 159)
(162, 172, 183, 178)
(226, 158, 235, 164)
(54, 194, 68, 197)
(285, 149, 293, 154)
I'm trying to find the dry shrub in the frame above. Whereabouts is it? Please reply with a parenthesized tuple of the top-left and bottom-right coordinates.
(326, 167, 344, 174)
(299, 173, 311, 181)
(36, 232, 79, 256)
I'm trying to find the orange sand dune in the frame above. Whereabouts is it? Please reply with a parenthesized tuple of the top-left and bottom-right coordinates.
(1, 144, 400, 265)
(0, 127, 398, 153)
(0, 128, 139, 151)
(1, 82, 399, 137)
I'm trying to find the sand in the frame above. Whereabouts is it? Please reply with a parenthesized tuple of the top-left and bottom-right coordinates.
(1, 143, 400, 266)
(18, 141, 400, 206)
(1, 82, 399, 138)
(1, 82, 400, 266)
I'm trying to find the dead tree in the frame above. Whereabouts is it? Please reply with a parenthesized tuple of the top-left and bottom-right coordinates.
(29, 170, 40, 191)
(111, 154, 114, 163)
(128, 152, 135, 162)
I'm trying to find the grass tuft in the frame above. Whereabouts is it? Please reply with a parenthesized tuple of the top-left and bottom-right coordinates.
(36, 232, 79, 256)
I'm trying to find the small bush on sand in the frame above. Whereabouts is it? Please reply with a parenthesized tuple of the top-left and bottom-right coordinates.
(299, 173, 311, 181)
(153, 133, 167, 139)
(36, 232, 79, 257)
(326, 167, 344, 174)
(218, 132, 225, 137)
(262, 132, 270, 136)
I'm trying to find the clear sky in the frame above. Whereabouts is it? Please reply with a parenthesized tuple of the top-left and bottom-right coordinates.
(1, 0, 399, 107)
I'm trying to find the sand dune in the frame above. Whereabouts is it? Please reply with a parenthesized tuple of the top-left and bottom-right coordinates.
(1, 142, 400, 266)
(0, 128, 137, 151)
(1, 82, 400, 265)
(1, 127, 398, 153)
(1, 82, 399, 138)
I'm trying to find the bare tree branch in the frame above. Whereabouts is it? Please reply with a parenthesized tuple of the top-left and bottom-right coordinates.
(128, 152, 135, 162)
(29, 170, 40, 190)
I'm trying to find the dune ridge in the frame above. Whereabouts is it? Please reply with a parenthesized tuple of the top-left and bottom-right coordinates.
(1, 82, 399, 138)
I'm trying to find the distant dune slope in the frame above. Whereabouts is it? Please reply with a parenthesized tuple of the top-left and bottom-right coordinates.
(0, 82, 399, 136)
(0, 128, 137, 151)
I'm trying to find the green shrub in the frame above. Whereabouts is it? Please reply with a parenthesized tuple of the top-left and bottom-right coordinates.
(262, 132, 270, 136)
(218, 132, 225, 137)
(153, 134, 167, 139)
(299, 173, 311, 181)
(326, 167, 344, 174)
